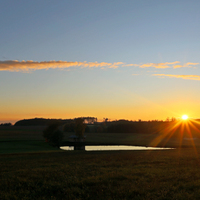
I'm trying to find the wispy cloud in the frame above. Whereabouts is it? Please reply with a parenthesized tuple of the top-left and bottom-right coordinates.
(153, 74, 200, 81)
(109, 62, 124, 69)
(173, 62, 199, 68)
(0, 60, 126, 72)
(138, 61, 199, 69)
(139, 61, 180, 69)
(0, 60, 199, 72)
(122, 64, 138, 67)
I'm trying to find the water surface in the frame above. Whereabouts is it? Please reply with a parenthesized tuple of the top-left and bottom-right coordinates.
(60, 145, 173, 151)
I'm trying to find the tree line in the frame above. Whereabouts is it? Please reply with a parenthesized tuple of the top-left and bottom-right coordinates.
(14, 117, 200, 136)
(14, 117, 97, 126)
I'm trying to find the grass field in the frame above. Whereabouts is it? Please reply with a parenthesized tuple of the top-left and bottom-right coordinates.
(1, 148, 200, 199)
(1, 126, 200, 199)
(0, 126, 62, 154)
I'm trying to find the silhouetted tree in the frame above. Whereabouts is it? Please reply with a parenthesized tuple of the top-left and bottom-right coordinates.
(43, 123, 64, 148)
(84, 117, 97, 124)
(63, 122, 75, 132)
(75, 118, 86, 141)
(0, 123, 12, 126)
(103, 118, 108, 123)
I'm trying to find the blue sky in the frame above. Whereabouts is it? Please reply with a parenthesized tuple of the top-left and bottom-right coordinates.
(1, 0, 200, 123)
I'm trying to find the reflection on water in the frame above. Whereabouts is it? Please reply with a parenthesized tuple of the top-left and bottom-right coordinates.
(60, 145, 173, 151)
(61, 146, 74, 150)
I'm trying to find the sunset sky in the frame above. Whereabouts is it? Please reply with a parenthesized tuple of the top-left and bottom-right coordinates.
(1, 0, 200, 123)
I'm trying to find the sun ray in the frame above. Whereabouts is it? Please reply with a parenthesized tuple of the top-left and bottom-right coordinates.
(178, 122, 185, 148)
(149, 116, 200, 155)
(161, 121, 182, 147)
(188, 120, 200, 134)
(149, 120, 182, 147)
(184, 121, 198, 156)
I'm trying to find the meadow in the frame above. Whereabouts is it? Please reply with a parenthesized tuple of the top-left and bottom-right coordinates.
(1, 126, 200, 199)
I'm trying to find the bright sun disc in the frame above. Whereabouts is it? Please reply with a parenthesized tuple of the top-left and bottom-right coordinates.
(182, 115, 188, 120)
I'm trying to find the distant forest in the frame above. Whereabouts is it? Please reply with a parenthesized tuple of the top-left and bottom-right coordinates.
(0, 123, 12, 126)
(13, 117, 200, 137)
(14, 118, 73, 126)
(14, 117, 97, 126)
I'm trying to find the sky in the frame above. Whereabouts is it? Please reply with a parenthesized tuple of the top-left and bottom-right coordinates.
(1, 0, 200, 123)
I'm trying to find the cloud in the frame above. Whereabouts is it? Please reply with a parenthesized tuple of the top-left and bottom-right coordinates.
(173, 65, 183, 68)
(109, 62, 124, 69)
(174, 62, 199, 68)
(1, 60, 199, 72)
(122, 64, 138, 67)
(137, 61, 199, 69)
(0, 60, 126, 72)
(139, 61, 180, 69)
(185, 62, 199, 66)
(173, 62, 199, 68)
(153, 74, 200, 81)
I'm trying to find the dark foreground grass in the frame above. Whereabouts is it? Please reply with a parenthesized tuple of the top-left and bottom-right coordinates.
(1, 148, 200, 200)
(2, 126, 200, 199)
(0, 140, 62, 154)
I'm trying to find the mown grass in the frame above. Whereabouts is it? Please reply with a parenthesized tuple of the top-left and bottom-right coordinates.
(1, 148, 200, 199)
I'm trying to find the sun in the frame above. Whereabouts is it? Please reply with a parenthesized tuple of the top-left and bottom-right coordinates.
(182, 114, 188, 120)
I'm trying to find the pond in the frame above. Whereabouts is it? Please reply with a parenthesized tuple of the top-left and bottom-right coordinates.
(60, 145, 173, 151)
